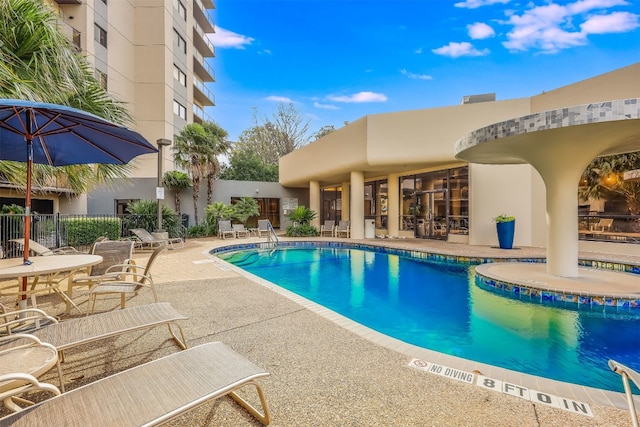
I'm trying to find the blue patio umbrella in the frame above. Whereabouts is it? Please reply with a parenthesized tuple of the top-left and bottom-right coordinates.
(0, 99, 158, 304)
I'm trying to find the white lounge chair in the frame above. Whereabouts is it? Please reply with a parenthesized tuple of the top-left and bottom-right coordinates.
(0, 342, 271, 426)
(335, 220, 351, 238)
(218, 220, 236, 239)
(233, 224, 251, 238)
(257, 219, 272, 237)
(129, 228, 184, 250)
(320, 220, 335, 237)
(0, 302, 188, 392)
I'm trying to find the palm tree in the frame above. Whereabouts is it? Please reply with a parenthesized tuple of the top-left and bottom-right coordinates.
(580, 152, 640, 214)
(201, 121, 230, 205)
(0, 0, 133, 194)
(162, 170, 192, 214)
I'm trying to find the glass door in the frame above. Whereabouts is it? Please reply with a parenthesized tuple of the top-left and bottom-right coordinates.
(415, 189, 448, 240)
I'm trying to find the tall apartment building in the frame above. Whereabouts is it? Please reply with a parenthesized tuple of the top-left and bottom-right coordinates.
(49, 0, 216, 215)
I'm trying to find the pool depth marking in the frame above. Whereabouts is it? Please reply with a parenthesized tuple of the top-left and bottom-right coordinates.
(409, 358, 593, 417)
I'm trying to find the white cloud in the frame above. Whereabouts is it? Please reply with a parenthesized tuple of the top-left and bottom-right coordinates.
(455, 0, 510, 9)
(502, 1, 639, 53)
(209, 27, 254, 49)
(468, 22, 496, 39)
(414, 47, 423, 54)
(258, 49, 272, 55)
(266, 96, 293, 103)
(581, 11, 639, 34)
(314, 102, 340, 110)
(400, 69, 434, 80)
(326, 92, 388, 103)
(432, 42, 490, 58)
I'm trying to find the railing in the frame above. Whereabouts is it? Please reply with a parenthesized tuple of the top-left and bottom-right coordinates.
(0, 213, 187, 258)
(266, 221, 279, 246)
(579, 214, 640, 243)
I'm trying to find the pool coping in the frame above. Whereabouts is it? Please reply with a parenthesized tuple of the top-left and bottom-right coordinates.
(208, 240, 638, 412)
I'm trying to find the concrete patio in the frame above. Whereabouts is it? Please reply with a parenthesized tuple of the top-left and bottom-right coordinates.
(0, 236, 636, 426)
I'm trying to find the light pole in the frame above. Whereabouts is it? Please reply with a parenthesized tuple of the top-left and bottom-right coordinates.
(156, 138, 172, 232)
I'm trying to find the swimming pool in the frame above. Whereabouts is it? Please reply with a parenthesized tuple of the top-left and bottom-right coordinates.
(217, 244, 640, 393)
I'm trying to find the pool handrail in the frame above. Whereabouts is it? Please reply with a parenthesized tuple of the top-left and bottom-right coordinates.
(258, 219, 279, 245)
(608, 359, 640, 427)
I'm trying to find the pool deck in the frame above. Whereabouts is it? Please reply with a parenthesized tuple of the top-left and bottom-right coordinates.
(2, 236, 638, 426)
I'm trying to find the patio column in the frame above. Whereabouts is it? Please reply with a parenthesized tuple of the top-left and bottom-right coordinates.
(387, 173, 400, 236)
(341, 181, 350, 221)
(350, 171, 365, 239)
(309, 180, 321, 229)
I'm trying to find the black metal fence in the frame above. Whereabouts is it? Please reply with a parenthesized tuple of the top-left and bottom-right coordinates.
(0, 213, 187, 258)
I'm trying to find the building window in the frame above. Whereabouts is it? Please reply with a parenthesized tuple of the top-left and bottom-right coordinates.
(96, 70, 107, 91)
(173, 64, 186, 87)
(174, 0, 186, 20)
(173, 100, 186, 119)
(94, 24, 107, 48)
(174, 29, 186, 54)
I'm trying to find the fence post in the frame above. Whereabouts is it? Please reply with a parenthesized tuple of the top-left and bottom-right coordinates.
(55, 212, 61, 248)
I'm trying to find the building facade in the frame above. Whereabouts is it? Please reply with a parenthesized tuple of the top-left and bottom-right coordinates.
(279, 63, 640, 255)
(2, 0, 216, 216)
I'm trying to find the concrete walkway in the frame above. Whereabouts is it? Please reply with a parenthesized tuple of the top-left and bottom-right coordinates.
(1, 237, 637, 426)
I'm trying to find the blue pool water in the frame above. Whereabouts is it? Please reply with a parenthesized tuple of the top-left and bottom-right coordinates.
(219, 246, 640, 393)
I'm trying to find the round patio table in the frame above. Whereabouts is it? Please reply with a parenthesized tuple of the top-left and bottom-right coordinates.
(0, 254, 102, 313)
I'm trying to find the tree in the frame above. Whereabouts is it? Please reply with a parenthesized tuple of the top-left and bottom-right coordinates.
(173, 122, 229, 224)
(201, 121, 231, 205)
(231, 197, 260, 226)
(580, 152, 640, 214)
(162, 170, 191, 214)
(219, 150, 279, 182)
(313, 125, 336, 140)
(235, 103, 311, 165)
(0, 0, 133, 194)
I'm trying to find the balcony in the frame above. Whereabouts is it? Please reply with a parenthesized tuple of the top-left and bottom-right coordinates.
(193, 77, 215, 106)
(193, 50, 215, 82)
(193, 0, 214, 33)
(193, 104, 214, 123)
(54, 0, 81, 4)
(193, 21, 215, 57)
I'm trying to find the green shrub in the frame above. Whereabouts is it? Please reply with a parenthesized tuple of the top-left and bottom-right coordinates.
(123, 200, 182, 238)
(61, 217, 122, 246)
(286, 223, 319, 237)
(186, 224, 210, 238)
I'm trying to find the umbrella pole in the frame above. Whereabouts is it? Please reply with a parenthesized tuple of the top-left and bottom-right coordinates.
(19, 114, 34, 311)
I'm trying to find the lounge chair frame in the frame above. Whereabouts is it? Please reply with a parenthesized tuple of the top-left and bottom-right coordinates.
(129, 228, 184, 251)
(0, 342, 271, 426)
(218, 220, 236, 239)
(0, 302, 188, 392)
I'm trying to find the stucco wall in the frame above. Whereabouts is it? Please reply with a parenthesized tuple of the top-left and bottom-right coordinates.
(530, 62, 640, 112)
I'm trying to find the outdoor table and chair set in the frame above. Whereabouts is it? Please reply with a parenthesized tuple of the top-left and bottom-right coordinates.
(0, 238, 272, 426)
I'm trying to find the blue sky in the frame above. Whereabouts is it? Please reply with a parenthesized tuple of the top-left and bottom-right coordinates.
(208, 0, 639, 142)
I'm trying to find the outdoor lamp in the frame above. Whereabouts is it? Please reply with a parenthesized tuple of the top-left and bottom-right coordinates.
(156, 138, 172, 232)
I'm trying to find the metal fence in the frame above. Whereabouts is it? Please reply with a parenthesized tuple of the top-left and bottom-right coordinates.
(0, 213, 187, 258)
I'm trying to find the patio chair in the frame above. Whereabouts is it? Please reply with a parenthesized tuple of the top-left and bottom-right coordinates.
(608, 359, 640, 426)
(335, 220, 351, 238)
(257, 219, 272, 237)
(0, 302, 188, 392)
(8, 239, 79, 257)
(68, 240, 135, 309)
(320, 220, 335, 237)
(0, 342, 271, 426)
(590, 218, 614, 232)
(0, 334, 61, 413)
(218, 220, 236, 239)
(87, 246, 165, 313)
(233, 223, 251, 238)
(129, 228, 184, 250)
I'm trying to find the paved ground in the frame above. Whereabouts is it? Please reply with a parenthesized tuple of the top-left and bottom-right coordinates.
(1, 236, 637, 426)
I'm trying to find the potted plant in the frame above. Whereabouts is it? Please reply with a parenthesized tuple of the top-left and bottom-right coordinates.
(493, 214, 515, 249)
